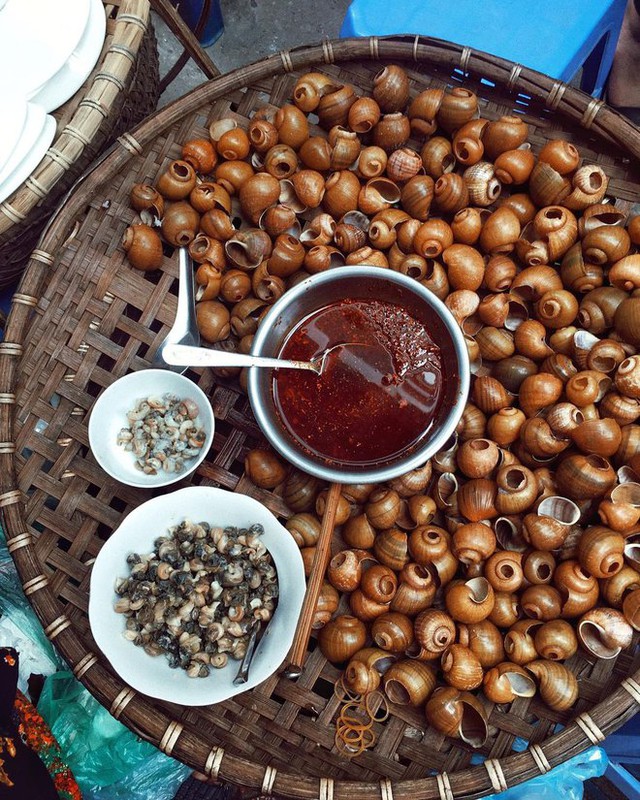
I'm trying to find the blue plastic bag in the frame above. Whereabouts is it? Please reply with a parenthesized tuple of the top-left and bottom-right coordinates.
(482, 746, 608, 800)
(37, 671, 190, 798)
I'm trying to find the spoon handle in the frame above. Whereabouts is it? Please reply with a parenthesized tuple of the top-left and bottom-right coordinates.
(162, 343, 318, 372)
(233, 619, 267, 685)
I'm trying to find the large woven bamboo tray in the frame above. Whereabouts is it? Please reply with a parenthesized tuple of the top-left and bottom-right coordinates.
(0, 0, 159, 290)
(2, 35, 640, 800)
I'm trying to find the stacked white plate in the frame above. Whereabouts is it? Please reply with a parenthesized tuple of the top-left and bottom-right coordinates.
(0, 0, 106, 204)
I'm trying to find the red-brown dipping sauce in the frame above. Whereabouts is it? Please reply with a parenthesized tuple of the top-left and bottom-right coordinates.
(273, 298, 452, 466)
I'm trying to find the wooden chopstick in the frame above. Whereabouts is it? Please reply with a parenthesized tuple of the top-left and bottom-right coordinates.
(283, 481, 342, 679)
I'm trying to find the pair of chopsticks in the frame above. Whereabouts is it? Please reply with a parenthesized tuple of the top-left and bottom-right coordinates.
(283, 482, 342, 679)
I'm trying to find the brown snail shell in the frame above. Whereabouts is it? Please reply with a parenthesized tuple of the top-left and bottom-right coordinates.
(358, 177, 402, 215)
(388, 462, 433, 497)
(413, 609, 456, 659)
(342, 513, 376, 550)
(400, 175, 435, 221)
(483, 662, 536, 703)
(372, 64, 410, 113)
(571, 418, 622, 457)
(484, 254, 517, 292)
(366, 488, 402, 529)
(563, 164, 608, 210)
(274, 103, 309, 150)
(323, 170, 361, 219)
(328, 126, 361, 171)
(292, 72, 337, 112)
(360, 564, 398, 605)
(445, 577, 494, 623)
(504, 619, 542, 665)
(214, 160, 254, 195)
(538, 139, 580, 174)
(312, 581, 339, 629)
(578, 607, 633, 658)
(437, 87, 479, 133)
(578, 286, 628, 334)
(129, 184, 164, 219)
(372, 112, 411, 152)
(482, 116, 529, 160)
(441, 644, 484, 691)
(424, 686, 488, 748)
(536, 289, 579, 330)
(348, 97, 382, 134)
(408, 88, 444, 136)
(200, 208, 236, 241)
(247, 118, 278, 153)
(156, 159, 197, 200)
(479, 207, 521, 255)
(487, 408, 526, 447)
(494, 147, 536, 185)
(556, 454, 616, 501)
(356, 145, 388, 179)
(349, 589, 391, 622)
(560, 243, 604, 294)
(244, 448, 288, 489)
(268, 233, 305, 278)
(523, 550, 556, 585)
(283, 469, 320, 512)
(318, 615, 367, 663)
(520, 584, 563, 621)
(285, 512, 321, 548)
(238, 173, 280, 224)
(484, 551, 524, 593)
(181, 138, 217, 174)
(195, 300, 230, 343)
(528, 161, 571, 207)
(390, 563, 437, 616)
(622, 588, 640, 630)
(456, 439, 500, 479)
(372, 611, 414, 653)
(386, 146, 423, 183)
(189, 182, 231, 214)
(327, 549, 366, 593)
(122, 224, 163, 271)
(553, 560, 599, 618)
(534, 619, 578, 661)
(421, 136, 455, 178)
(317, 83, 357, 129)
(343, 657, 381, 695)
(216, 127, 250, 161)
(576, 525, 625, 579)
(298, 136, 333, 171)
(194, 262, 222, 301)
(383, 660, 436, 706)
(263, 143, 298, 179)
(220, 269, 252, 303)
(299, 213, 337, 248)
(463, 161, 502, 207)
(161, 201, 200, 246)
(457, 478, 498, 522)
(373, 527, 410, 572)
(495, 465, 539, 515)
(457, 619, 505, 668)
(225, 228, 272, 270)
(526, 660, 579, 711)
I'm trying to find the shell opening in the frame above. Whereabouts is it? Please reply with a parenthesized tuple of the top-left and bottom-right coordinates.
(459, 703, 488, 748)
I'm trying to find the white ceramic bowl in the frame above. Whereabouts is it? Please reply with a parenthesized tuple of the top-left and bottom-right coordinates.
(88, 369, 214, 488)
(88, 486, 306, 705)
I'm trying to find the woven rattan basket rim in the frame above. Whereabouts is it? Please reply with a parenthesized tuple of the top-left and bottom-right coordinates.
(0, 0, 150, 238)
(2, 35, 640, 800)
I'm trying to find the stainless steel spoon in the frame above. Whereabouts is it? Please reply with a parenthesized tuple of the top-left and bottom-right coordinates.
(162, 341, 369, 375)
(151, 247, 200, 373)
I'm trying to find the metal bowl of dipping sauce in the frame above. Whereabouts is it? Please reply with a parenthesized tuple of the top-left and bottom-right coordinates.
(247, 267, 470, 484)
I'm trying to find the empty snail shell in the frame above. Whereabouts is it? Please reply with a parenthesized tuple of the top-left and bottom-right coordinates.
(161, 201, 200, 246)
(441, 644, 484, 691)
(318, 615, 368, 663)
(533, 619, 578, 661)
(457, 619, 505, 668)
(504, 619, 542, 665)
(526, 660, 579, 711)
(520, 584, 563, 621)
(445, 577, 494, 623)
(122, 224, 163, 271)
(372, 611, 414, 653)
(409, 88, 444, 136)
(383, 660, 436, 706)
(372, 65, 410, 113)
(578, 607, 633, 658)
(424, 687, 488, 748)
(414, 609, 456, 659)
(463, 161, 502, 206)
(483, 662, 536, 703)
(312, 581, 339, 630)
(391, 563, 438, 616)
(156, 160, 197, 200)
(360, 564, 398, 605)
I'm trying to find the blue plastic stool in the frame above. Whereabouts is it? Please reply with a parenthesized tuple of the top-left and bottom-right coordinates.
(172, 0, 224, 47)
(340, 0, 627, 97)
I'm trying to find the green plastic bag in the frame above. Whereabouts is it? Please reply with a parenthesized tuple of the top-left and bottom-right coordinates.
(38, 671, 189, 796)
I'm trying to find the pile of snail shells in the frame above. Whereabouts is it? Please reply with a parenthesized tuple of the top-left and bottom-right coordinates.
(123, 64, 640, 748)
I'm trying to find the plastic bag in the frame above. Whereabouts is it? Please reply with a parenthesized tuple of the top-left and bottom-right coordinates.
(37, 671, 190, 798)
(484, 746, 608, 800)
(0, 529, 62, 691)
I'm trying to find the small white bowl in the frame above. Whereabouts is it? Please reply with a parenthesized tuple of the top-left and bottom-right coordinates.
(88, 486, 306, 706)
(88, 369, 215, 488)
